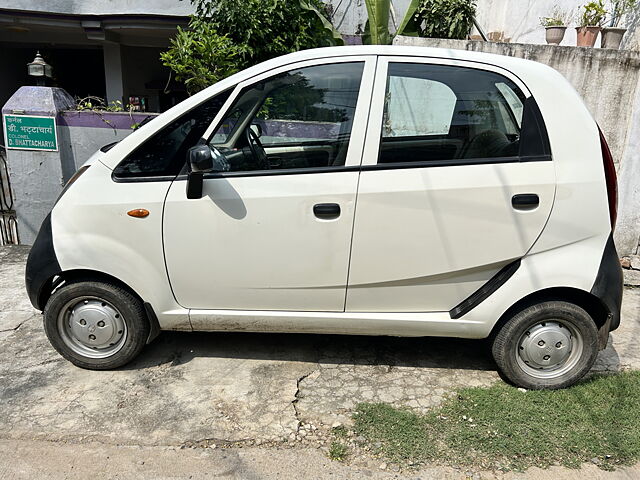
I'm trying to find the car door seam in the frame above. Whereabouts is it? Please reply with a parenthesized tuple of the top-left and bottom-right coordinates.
(344, 55, 379, 313)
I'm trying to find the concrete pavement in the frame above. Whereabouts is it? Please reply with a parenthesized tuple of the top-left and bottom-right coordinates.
(1, 245, 639, 479)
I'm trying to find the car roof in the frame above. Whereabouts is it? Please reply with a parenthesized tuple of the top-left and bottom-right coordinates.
(199, 45, 553, 101)
(268, 45, 534, 66)
(235, 45, 547, 79)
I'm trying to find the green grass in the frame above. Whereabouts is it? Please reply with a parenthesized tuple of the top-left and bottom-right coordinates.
(328, 441, 349, 461)
(332, 424, 349, 439)
(354, 372, 640, 471)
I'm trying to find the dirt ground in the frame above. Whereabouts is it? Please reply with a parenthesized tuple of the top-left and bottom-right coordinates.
(2, 245, 639, 479)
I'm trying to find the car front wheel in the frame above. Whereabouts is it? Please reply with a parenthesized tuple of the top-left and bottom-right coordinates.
(43, 280, 150, 369)
(492, 301, 599, 389)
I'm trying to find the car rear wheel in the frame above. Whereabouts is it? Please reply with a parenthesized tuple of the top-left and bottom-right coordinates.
(43, 280, 149, 369)
(492, 301, 599, 389)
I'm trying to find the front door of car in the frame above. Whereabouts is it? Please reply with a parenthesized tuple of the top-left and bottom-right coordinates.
(163, 57, 375, 311)
(346, 57, 556, 313)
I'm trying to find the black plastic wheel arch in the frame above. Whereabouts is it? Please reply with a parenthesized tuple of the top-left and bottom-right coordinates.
(25, 213, 62, 310)
(590, 233, 623, 332)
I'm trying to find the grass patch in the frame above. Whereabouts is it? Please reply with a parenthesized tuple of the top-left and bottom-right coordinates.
(332, 424, 349, 439)
(328, 441, 349, 461)
(354, 371, 640, 471)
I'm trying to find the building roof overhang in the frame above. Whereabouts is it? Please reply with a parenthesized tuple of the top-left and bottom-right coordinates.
(0, 8, 189, 47)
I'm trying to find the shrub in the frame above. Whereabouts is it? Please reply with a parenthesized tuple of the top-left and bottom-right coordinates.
(160, 20, 244, 95)
(412, 0, 477, 39)
(161, 0, 342, 95)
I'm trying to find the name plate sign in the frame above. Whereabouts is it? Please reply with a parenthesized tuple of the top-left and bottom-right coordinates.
(3, 115, 58, 151)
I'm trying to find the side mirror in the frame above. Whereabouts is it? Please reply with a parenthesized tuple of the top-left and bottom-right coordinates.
(188, 144, 214, 173)
(186, 144, 229, 199)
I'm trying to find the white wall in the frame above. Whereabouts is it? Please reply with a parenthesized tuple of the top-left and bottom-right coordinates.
(328, 0, 640, 50)
(474, 0, 640, 50)
(475, 0, 593, 46)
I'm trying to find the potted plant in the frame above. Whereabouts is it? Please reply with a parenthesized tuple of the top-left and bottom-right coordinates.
(576, 1, 607, 46)
(540, 5, 572, 44)
(602, 0, 637, 48)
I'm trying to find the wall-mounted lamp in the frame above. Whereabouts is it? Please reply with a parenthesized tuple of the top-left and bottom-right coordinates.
(27, 51, 53, 86)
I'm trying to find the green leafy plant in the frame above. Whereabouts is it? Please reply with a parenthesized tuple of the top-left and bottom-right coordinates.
(609, 0, 638, 26)
(73, 96, 144, 130)
(579, 0, 608, 26)
(161, 0, 343, 94)
(362, 0, 393, 45)
(540, 5, 572, 27)
(160, 20, 244, 95)
(75, 97, 127, 112)
(399, 0, 477, 40)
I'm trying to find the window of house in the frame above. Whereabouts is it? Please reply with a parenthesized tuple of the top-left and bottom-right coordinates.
(113, 89, 232, 179)
(379, 63, 529, 164)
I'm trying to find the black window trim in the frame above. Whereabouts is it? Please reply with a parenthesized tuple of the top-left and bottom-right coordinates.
(113, 151, 552, 183)
(157, 152, 551, 183)
(111, 172, 180, 183)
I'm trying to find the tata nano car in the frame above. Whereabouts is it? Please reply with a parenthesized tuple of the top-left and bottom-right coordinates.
(25, 46, 622, 389)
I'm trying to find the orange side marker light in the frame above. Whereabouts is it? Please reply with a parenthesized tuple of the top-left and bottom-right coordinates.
(127, 209, 150, 218)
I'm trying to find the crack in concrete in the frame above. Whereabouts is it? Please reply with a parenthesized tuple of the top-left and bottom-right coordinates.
(0, 320, 26, 333)
(291, 368, 318, 433)
(180, 437, 255, 449)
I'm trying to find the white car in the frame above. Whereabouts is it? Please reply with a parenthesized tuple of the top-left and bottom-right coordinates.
(26, 46, 622, 389)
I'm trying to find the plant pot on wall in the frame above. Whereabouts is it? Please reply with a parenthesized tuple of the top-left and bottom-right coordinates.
(576, 26, 601, 46)
(601, 27, 627, 49)
(545, 26, 567, 44)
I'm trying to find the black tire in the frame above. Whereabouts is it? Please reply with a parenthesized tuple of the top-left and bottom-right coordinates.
(43, 280, 149, 370)
(492, 301, 599, 390)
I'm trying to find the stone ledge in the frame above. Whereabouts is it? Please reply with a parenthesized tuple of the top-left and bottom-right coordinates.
(60, 110, 159, 130)
(393, 35, 640, 66)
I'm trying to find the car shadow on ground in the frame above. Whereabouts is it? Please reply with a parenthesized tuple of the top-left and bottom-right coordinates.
(123, 330, 498, 372)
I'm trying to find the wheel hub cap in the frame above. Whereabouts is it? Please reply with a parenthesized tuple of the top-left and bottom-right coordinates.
(519, 322, 573, 369)
(516, 319, 584, 379)
(58, 298, 126, 358)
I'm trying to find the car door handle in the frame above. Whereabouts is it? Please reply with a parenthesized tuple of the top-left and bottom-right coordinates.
(512, 194, 539, 210)
(313, 203, 341, 219)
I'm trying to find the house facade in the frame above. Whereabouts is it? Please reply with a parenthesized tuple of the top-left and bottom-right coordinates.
(0, 0, 191, 120)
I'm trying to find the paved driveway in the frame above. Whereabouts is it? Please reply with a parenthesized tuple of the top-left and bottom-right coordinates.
(1, 245, 639, 478)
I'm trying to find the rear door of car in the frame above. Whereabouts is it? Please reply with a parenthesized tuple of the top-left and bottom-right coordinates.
(346, 56, 556, 313)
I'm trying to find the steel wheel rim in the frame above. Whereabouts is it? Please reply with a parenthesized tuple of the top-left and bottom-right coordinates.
(57, 296, 127, 358)
(516, 319, 583, 379)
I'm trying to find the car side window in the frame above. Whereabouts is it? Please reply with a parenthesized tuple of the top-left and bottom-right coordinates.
(383, 76, 456, 137)
(113, 89, 232, 179)
(379, 63, 533, 164)
(209, 62, 364, 173)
